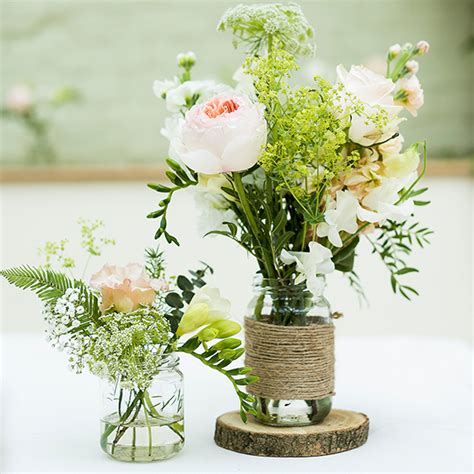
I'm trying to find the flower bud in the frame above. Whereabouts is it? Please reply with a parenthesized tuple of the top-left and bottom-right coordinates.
(177, 51, 197, 69)
(406, 60, 419, 74)
(416, 40, 430, 55)
(207, 319, 241, 338)
(213, 338, 241, 350)
(197, 326, 219, 342)
(388, 43, 402, 60)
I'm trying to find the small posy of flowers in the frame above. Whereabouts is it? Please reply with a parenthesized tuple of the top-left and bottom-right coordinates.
(149, 2, 432, 303)
(1, 83, 81, 163)
(1, 221, 257, 420)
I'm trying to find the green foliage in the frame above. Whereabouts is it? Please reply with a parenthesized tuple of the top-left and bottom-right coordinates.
(144, 246, 166, 279)
(0, 265, 101, 323)
(147, 158, 198, 245)
(178, 336, 258, 422)
(218, 3, 314, 56)
(367, 220, 433, 300)
(164, 262, 214, 334)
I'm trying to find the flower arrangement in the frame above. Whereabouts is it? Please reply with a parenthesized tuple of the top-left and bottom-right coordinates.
(1, 220, 256, 461)
(149, 3, 432, 303)
(1, 83, 80, 163)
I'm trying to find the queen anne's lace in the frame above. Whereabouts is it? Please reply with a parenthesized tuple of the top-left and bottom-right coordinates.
(218, 3, 315, 56)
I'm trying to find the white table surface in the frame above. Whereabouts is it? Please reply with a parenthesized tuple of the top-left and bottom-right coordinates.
(1, 333, 472, 473)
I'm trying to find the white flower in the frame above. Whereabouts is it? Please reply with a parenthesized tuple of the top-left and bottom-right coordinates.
(194, 173, 235, 235)
(5, 84, 33, 113)
(406, 60, 419, 74)
(176, 51, 196, 68)
(416, 40, 430, 55)
(165, 80, 230, 113)
(317, 190, 379, 247)
(280, 242, 335, 297)
(176, 285, 231, 336)
(388, 44, 402, 59)
(362, 178, 414, 222)
(153, 77, 179, 99)
(395, 75, 424, 117)
(336, 65, 403, 146)
(383, 146, 420, 178)
(379, 134, 404, 157)
(177, 93, 267, 174)
(233, 66, 255, 97)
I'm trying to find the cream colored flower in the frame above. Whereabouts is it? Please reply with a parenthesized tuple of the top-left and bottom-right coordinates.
(281, 242, 335, 297)
(383, 146, 420, 178)
(176, 285, 231, 336)
(395, 75, 424, 117)
(90, 263, 165, 313)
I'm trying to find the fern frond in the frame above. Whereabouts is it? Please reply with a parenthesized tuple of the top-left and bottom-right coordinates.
(0, 265, 100, 324)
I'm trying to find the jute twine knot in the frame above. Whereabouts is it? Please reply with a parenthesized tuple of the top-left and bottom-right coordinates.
(244, 317, 335, 400)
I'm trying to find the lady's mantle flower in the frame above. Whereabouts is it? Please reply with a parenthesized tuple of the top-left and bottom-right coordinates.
(280, 241, 335, 297)
(177, 285, 231, 336)
(177, 93, 267, 174)
(90, 263, 166, 313)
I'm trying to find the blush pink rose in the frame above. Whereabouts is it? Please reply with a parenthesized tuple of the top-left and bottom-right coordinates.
(6, 84, 33, 114)
(90, 263, 166, 313)
(177, 93, 267, 174)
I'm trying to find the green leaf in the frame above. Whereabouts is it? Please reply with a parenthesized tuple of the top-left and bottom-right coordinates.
(396, 267, 419, 275)
(177, 275, 193, 292)
(165, 292, 184, 309)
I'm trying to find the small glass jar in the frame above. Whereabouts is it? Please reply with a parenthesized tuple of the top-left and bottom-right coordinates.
(247, 278, 334, 427)
(100, 353, 184, 462)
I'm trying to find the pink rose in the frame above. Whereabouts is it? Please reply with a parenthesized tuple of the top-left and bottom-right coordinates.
(5, 84, 32, 114)
(90, 263, 165, 313)
(177, 93, 267, 174)
(395, 75, 424, 117)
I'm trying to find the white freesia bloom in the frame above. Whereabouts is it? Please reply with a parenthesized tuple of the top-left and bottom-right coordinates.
(280, 242, 335, 297)
(362, 178, 414, 222)
(194, 174, 235, 235)
(336, 65, 403, 146)
(176, 285, 231, 336)
(153, 77, 179, 99)
(178, 93, 267, 174)
(317, 190, 379, 247)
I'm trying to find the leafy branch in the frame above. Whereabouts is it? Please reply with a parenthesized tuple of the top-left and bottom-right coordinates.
(0, 265, 101, 324)
(178, 336, 258, 422)
(367, 220, 433, 300)
(163, 263, 214, 333)
(147, 158, 198, 246)
(345, 270, 368, 306)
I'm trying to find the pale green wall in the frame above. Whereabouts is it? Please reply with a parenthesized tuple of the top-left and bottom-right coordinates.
(1, 0, 472, 165)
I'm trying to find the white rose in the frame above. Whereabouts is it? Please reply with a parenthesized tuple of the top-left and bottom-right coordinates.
(177, 93, 267, 174)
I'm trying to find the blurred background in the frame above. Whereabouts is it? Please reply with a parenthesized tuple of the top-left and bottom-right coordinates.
(1, 0, 472, 341)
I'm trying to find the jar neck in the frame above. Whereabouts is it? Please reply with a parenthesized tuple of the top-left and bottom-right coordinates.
(253, 276, 326, 298)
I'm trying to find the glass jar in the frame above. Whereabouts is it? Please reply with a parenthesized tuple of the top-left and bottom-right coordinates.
(100, 353, 184, 462)
(247, 278, 334, 427)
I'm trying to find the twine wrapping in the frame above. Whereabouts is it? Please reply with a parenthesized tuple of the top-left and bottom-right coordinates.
(244, 317, 335, 400)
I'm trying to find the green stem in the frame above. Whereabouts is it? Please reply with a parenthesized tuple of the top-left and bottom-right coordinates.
(143, 396, 153, 457)
(232, 172, 277, 279)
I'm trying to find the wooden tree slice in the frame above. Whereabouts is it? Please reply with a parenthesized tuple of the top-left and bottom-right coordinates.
(215, 409, 369, 457)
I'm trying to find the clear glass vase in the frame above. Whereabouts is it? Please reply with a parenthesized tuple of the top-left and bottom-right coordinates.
(100, 353, 184, 462)
(247, 278, 334, 427)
